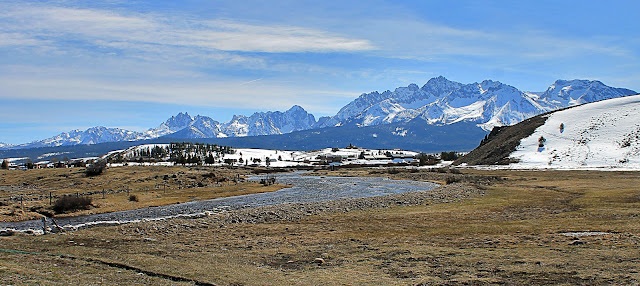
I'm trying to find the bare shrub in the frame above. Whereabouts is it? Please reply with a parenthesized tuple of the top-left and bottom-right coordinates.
(538, 136, 546, 148)
(445, 176, 460, 185)
(85, 160, 107, 176)
(52, 196, 92, 214)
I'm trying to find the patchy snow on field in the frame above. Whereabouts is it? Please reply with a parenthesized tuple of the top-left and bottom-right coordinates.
(509, 94, 640, 170)
(226, 147, 419, 167)
(104, 145, 420, 168)
(3, 157, 29, 162)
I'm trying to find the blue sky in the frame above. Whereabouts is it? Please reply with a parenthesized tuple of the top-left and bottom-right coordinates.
(1, 0, 639, 144)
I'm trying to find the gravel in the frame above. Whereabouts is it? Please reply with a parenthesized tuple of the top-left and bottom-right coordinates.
(0, 172, 482, 233)
(209, 182, 481, 226)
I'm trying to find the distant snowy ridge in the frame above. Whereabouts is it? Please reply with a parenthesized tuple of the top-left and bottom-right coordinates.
(535, 79, 637, 110)
(7, 106, 317, 149)
(509, 94, 640, 169)
(0, 142, 14, 149)
(157, 105, 316, 139)
(320, 77, 636, 131)
(9, 127, 151, 149)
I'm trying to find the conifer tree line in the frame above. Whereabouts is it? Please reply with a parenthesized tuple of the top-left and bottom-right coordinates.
(107, 143, 234, 165)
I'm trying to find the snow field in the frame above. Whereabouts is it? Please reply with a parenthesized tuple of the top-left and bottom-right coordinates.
(510, 95, 640, 169)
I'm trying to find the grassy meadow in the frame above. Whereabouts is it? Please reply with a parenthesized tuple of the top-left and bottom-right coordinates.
(1, 168, 639, 285)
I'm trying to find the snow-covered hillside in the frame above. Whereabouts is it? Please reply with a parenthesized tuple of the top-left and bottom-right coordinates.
(509, 94, 640, 169)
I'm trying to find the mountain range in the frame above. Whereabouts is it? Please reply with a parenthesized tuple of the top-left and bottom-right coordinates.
(2, 77, 636, 150)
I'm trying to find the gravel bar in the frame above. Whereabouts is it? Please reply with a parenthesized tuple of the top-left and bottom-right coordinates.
(0, 172, 454, 233)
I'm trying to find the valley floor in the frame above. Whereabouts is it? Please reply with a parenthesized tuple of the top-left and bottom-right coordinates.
(1, 169, 639, 285)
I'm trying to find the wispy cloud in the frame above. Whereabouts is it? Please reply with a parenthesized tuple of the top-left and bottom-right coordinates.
(0, 3, 375, 54)
(0, 74, 360, 112)
(354, 17, 633, 62)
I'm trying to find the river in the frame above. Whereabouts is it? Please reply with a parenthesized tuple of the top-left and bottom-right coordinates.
(0, 172, 438, 233)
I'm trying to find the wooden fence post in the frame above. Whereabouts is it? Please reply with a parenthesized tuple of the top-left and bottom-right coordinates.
(41, 217, 47, 234)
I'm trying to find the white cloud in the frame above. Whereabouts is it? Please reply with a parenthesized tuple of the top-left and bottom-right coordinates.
(0, 75, 360, 113)
(0, 32, 49, 47)
(352, 17, 633, 62)
(0, 4, 375, 54)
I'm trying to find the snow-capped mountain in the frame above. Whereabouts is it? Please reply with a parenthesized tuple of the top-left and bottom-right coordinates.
(170, 105, 317, 139)
(508, 94, 640, 169)
(168, 115, 225, 139)
(320, 76, 636, 131)
(0, 142, 14, 149)
(236, 105, 316, 136)
(536, 79, 637, 110)
(144, 112, 195, 138)
(12, 127, 150, 149)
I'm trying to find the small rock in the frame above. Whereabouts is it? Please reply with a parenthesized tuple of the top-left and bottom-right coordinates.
(313, 258, 325, 264)
(569, 240, 584, 245)
(0, 230, 15, 237)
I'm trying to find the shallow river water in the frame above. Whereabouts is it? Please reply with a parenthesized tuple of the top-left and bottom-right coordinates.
(0, 172, 438, 233)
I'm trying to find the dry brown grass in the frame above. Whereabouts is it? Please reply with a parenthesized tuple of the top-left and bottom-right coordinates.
(0, 166, 284, 222)
(1, 169, 639, 285)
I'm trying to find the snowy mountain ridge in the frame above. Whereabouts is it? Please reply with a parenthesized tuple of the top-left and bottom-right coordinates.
(7, 106, 317, 149)
(10, 127, 150, 149)
(0, 142, 15, 149)
(2, 77, 635, 150)
(320, 77, 636, 131)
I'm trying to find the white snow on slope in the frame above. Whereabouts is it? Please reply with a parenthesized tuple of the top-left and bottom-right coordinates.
(0, 142, 15, 149)
(509, 95, 640, 170)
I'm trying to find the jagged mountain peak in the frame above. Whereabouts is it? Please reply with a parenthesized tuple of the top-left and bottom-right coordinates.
(165, 112, 194, 127)
(287, 105, 305, 112)
(479, 79, 503, 90)
(420, 76, 463, 96)
(423, 75, 452, 86)
(539, 79, 637, 109)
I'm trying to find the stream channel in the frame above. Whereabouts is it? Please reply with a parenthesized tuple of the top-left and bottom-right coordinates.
(0, 172, 439, 233)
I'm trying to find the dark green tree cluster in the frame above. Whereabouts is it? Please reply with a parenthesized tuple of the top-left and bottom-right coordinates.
(169, 143, 233, 165)
(107, 143, 234, 165)
(439, 151, 459, 161)
(418, 153, 441, 166)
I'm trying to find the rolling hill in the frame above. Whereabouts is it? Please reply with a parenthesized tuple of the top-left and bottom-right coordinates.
(456, 94, 640, 169)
